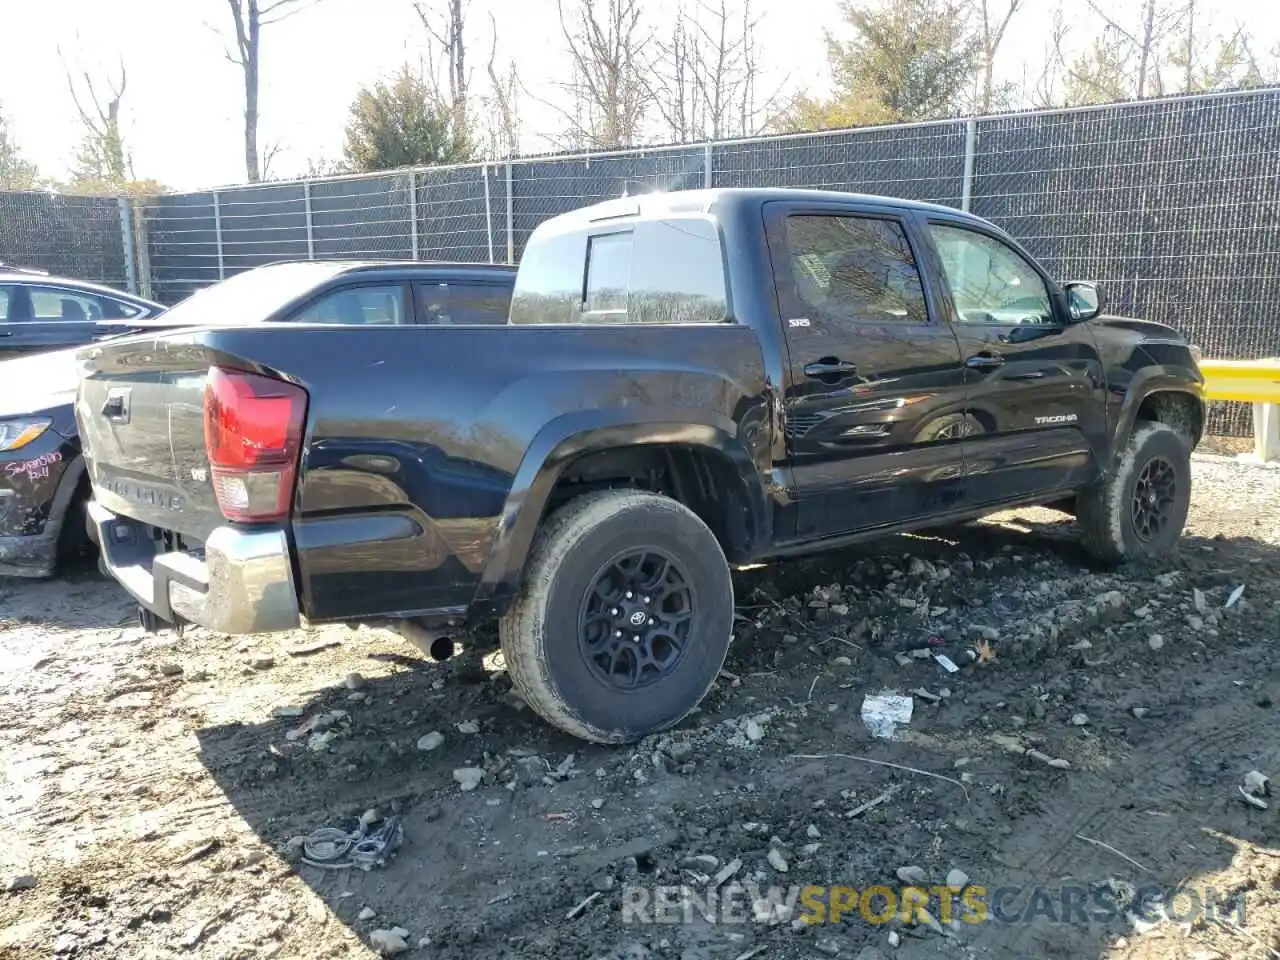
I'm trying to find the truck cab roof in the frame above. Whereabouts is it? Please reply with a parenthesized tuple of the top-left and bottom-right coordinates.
(544, 187, 988, 230)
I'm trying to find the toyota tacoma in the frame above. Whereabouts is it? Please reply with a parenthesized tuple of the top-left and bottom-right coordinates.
(75, 189, 1204, 744)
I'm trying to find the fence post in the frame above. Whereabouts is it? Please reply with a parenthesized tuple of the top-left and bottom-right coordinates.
(961, 118, 977, 212)
(482, 163, 495, 264)
(505, 161, 515, 264)
(130, 198, 153, 301)
(117, 196, 138, 294)
(408, 172, 420, 259)
(303, 182, 315, 260)
(212, 191, 225, 280)
(703, 141, 713, 189)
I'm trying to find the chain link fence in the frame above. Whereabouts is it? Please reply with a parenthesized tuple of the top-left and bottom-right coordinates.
(4, 87, 1279, 435)
(0, 192, 132, 290)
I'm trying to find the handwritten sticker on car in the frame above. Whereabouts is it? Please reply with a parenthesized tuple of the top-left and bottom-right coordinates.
(4, 451, 63, 483)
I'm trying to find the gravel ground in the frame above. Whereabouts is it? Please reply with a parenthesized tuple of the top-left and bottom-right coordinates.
(2, 454, 1279, 960)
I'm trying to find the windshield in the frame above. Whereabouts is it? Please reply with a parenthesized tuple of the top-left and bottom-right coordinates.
(126, 261, 354, 327)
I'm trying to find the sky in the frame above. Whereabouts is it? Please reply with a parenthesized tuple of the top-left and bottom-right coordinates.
(1, 0, 1277, 192)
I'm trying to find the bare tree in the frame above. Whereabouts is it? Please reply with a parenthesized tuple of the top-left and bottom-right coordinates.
(415, 0, 470, 136)
(553, 0, 653, 149)
(1083, 0, 1182, 99)
(0, 104, 42, 191)
(1028, 5, 1070, 107)
(222, 0, 319, 182)
(976, 0, 1024, 112)
(647, 0, 777, 142)
(1180, 0, 1197, 90)
(694, 0, 770, 138)
(1169, 4, 1256, 92)
(649, 9, 701, 141)
(61, 51, 132, 187)
(482, 12, 522, 158)
(1240, 35, 1280, 85)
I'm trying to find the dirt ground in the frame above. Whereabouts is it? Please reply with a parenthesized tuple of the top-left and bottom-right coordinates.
(3, 453, 1280, 960)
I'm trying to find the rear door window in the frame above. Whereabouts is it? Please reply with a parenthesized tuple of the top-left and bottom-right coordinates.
(783, 215, 928, 326)
(289, 284, 408, 324)
(26, 285, 136, 323)
(414, 282, 512, 325)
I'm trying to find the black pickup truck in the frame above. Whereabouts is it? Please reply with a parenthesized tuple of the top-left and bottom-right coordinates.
(76, 188, 1204, 744)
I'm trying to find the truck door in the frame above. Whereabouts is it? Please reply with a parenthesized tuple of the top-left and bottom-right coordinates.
(917, 218, 1106, 505)
(764, 202, 969, 539)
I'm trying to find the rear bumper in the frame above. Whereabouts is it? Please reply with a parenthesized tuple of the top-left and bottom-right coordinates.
(87, 500, 301, 634)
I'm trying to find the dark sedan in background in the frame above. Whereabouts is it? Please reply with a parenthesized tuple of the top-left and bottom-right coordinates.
(0, 265, 166, 360)
(0, 259, 516, 578)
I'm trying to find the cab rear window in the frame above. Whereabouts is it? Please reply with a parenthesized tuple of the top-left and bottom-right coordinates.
(511, 215, 728, 325)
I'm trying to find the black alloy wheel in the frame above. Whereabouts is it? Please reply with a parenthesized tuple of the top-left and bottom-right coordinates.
(1130, 455, 1177, 542)
(578, 549, 694, 690)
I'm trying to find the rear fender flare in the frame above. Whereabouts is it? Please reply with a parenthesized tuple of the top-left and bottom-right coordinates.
(474, 408, 768, 608)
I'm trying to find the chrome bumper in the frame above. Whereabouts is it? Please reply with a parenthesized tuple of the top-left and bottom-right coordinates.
(87, 500, 301, 634)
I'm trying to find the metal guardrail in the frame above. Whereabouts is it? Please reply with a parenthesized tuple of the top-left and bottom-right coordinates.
(1200, 358, 1280, 460)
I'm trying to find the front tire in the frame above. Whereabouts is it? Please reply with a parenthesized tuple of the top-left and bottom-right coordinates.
(500, 489, 734, 744)
(1077, 422, 1191, 564)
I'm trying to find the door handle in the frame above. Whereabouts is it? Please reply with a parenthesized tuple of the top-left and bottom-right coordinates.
(803, 359, 857, 378)
(965, 353, 1006, 370)
(0, 331, 11, 337)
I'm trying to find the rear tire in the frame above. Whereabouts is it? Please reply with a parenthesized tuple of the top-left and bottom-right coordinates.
(499, 489, 734, 744)
(1077, 422, 1191, 564)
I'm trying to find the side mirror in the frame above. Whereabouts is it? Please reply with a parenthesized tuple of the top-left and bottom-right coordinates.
(1064, 281, 1104, 322)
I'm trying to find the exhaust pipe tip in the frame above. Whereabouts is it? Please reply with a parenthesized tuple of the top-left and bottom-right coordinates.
(429, 635, 455, 662)
(390, 618, 459, 662)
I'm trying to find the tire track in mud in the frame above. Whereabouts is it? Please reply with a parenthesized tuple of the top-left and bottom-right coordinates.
(968, 662, 1275, 956)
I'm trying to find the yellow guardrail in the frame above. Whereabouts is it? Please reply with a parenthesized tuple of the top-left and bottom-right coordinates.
(1199, 358, 1280, 404)
(1198, 357, 1280, 461)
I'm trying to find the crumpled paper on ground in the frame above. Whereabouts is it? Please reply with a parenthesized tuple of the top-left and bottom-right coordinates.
(861, 693, 914, 740)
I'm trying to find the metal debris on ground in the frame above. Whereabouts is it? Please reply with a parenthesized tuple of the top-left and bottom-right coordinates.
(845, 783, 901, 819)
(565, 890, 602, 920)
(297, 813, 405, 871)
(1243, 770, 1271, 796)
(1240, 769, 1271, 809)
(934, 653, 960, 674)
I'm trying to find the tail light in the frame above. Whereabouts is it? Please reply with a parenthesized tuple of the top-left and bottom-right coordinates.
(203, 366, 307, 523)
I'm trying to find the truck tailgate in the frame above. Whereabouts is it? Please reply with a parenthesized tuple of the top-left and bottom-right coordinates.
(76, 333, 227, 543)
